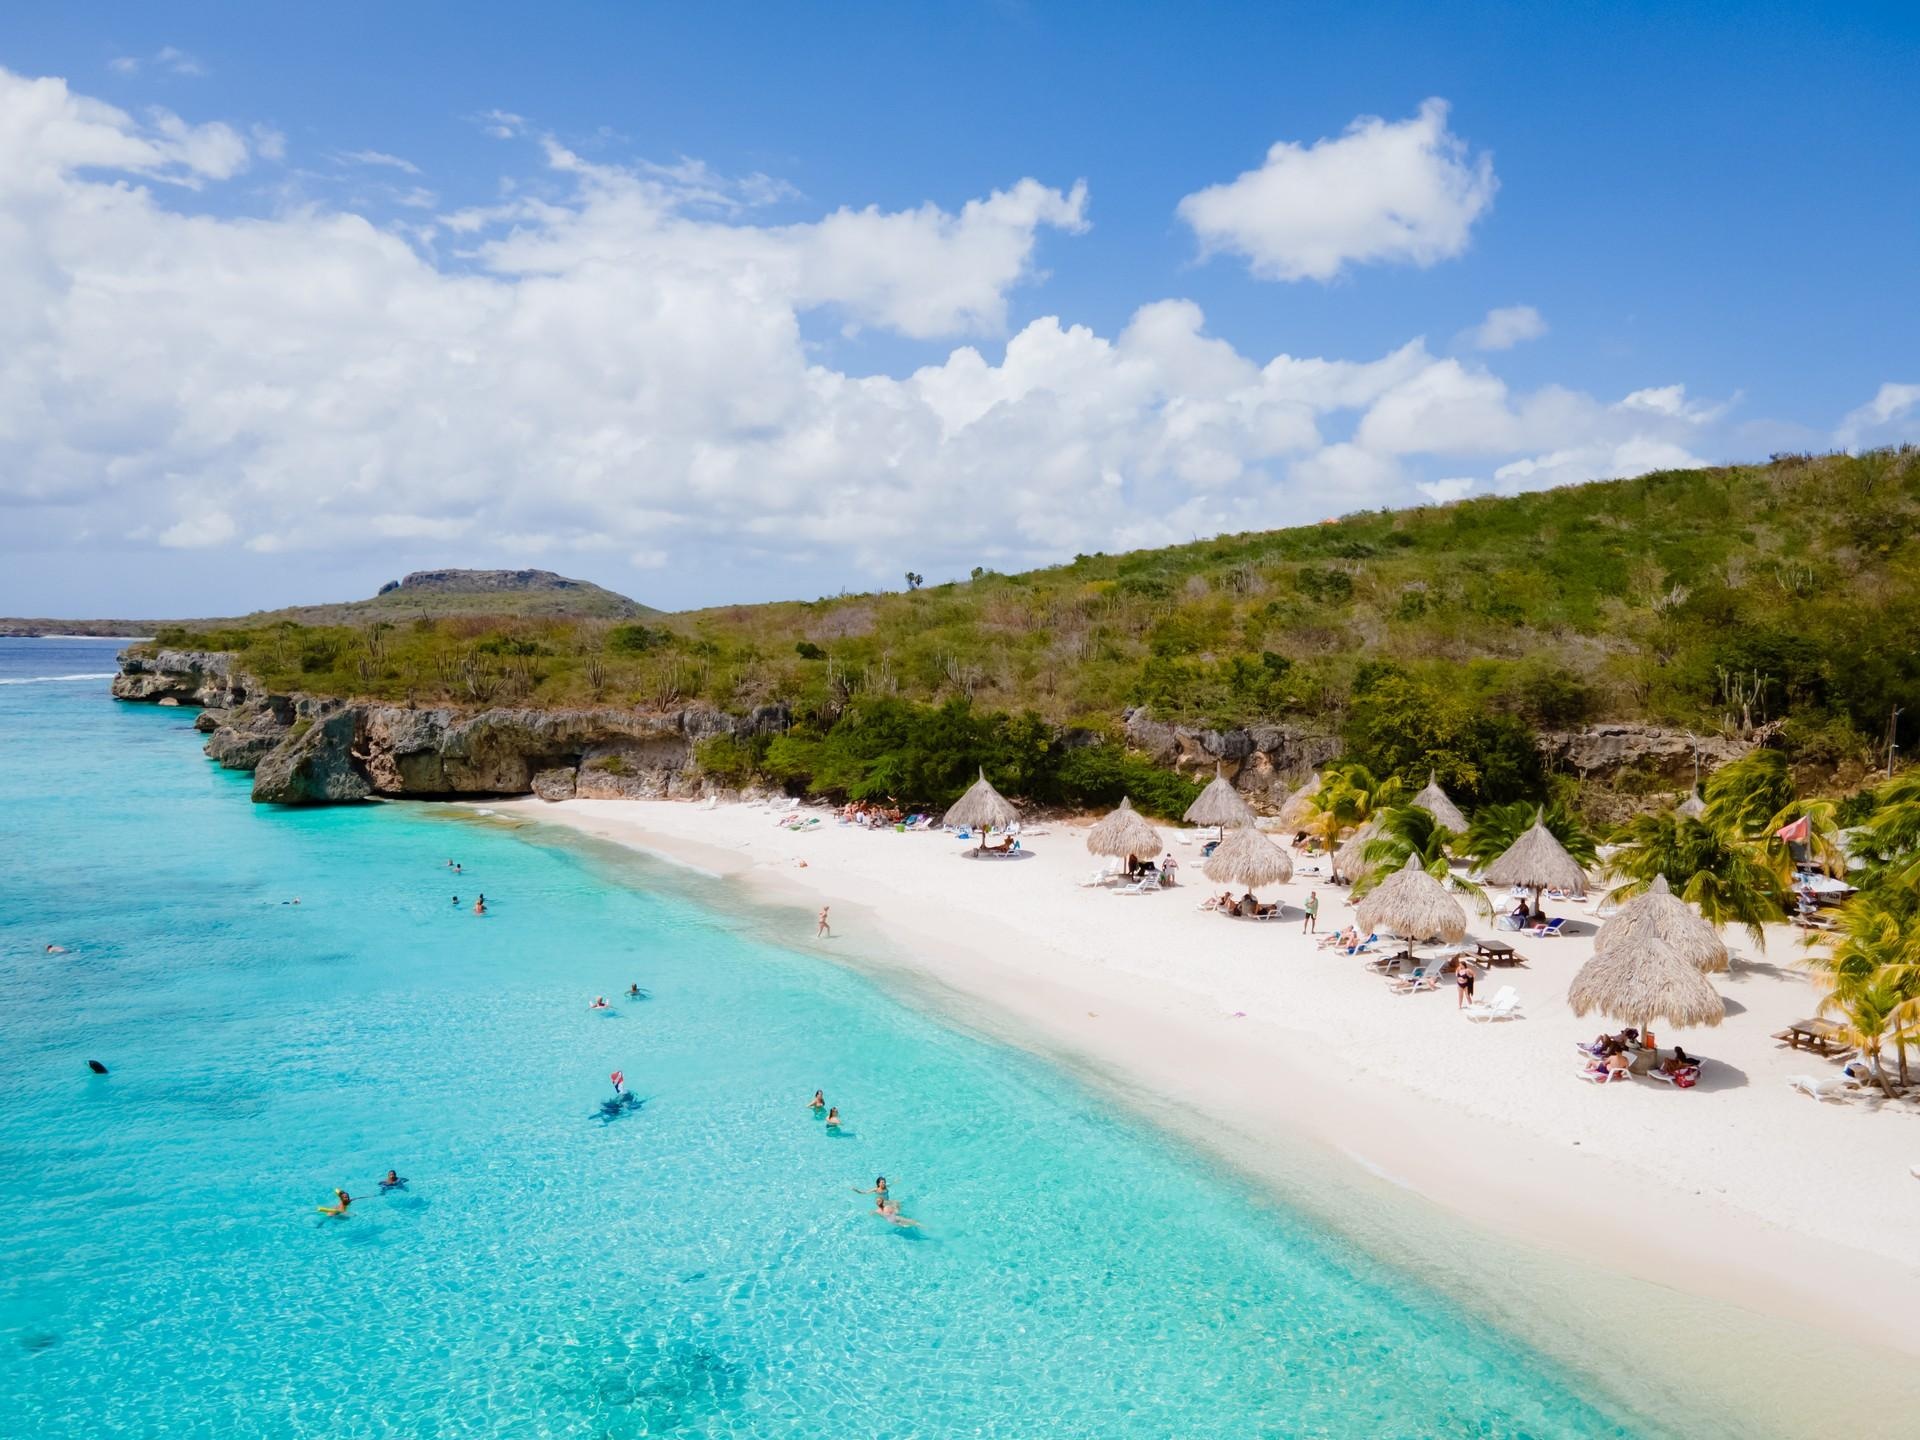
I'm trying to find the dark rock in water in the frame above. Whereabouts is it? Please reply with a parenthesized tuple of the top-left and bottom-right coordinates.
(87, 1059, 108, 1074)
(193, 709, 223, 733)
(252, 706, 371, 804)
(531, 766, 578, 802)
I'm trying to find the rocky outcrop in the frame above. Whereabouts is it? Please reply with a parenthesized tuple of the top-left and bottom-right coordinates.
(114, 649, 790, 805)
(112, 650, 249, 707)
(1537, 724, 1756, 784)
(251, 707, 372, 804)
(203, 695, 299, 770)
(1122, 709, 1342, 811)
(530, 767, 577, 802)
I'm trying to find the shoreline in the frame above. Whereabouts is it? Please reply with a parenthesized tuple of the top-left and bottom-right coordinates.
(479, 795, 1920, 1434)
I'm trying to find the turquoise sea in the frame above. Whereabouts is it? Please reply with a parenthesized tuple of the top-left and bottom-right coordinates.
(0, 637, 1655, 1438)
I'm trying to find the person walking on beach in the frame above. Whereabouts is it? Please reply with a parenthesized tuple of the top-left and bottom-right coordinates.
(1455, 959, 1477, 1009)
(816, 905, 831, 939)
(1302, 891, 1319, 934)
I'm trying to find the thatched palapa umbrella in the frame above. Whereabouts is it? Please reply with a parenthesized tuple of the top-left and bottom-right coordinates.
(1202, 825, 1294, 891)
(1482, 809, 1588, 914)
(1086, 797, 1164, 866)
(1332, 816, 1382, 885)
(1184, 764, 1256, 830)
(1355, 854, 1468, 952)
(943, 768, 1019, 853)
(1569, 934, 1725, 1031)
(1275, 773, 1323, 831)
(1409, 771, 1469, 835)
(1594, 874, 1728, 974)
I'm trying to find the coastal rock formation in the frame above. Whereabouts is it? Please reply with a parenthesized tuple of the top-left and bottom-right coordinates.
(530, 767, 577, 802)
(251, 707, 372, 805)
(1536, 724, 1754, 784)
(111, 650, 248, 707)
(203, 696, 297, 770)
(1122, 709, 1342, 810)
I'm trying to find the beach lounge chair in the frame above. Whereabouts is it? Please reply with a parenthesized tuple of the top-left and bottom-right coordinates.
(1344, 932, 1379, 955)
(1115, 874, 1162, 895)
(1463, 986, 1521, 1022)
(1643, 1063, 1702, 1088)
(1530, 917, 1568, 938)
(1785, 1074, 1856, 1102)
(1387, 967, 1435, 994)
(1576, 1063, 1631, 1083)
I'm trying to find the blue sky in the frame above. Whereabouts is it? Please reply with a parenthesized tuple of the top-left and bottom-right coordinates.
(1, 2, 1915, 616)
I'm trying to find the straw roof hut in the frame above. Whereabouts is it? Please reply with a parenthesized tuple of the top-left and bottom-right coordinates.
(1184, 765, 1256, 829)
(1202, 825, 1294, 890)
(1355, 855, 1468, 946)
(1085, 797, 1164, 862)
(1275, 773, 1323, 830)
(1409, 772, 1469, 834)
(942, 769, 1018, 850)
(1332, 816, 1383, 885)
(1482, 809, 1588, 910)
(1568, 934, 1725, 1030)
(1594, 874, 1729, 974)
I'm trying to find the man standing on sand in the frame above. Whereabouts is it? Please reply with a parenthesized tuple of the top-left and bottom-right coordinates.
(1302, 890, 1319, 934)
(816, 905, 832, 939)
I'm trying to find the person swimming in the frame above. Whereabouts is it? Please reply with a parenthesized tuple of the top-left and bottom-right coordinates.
(875, 1196, 920, 1227)
(46, 944, 68, 954)
(317, 1188, 352, 1217)
(853, 1176, 889, 1201)
(589, 996, 610, 1011)
(472, 895, 486, 915)
(379, 1170, 406, 1190)
(809, 1090, 826, 1112)
(825, 1106, 842, 1130)
(626, 983, 642, 998)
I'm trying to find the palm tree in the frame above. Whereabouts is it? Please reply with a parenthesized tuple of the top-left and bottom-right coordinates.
(1701, 749, 1794, 839)
(1356, 805, 1490, 914)
(1459, 799, 1597, 873)
(1847, 773, 1920, 888)
(1807, 887, 1920, 1091)
(1302, 762, 1404, 854)
(1606, 810, 1788, 950)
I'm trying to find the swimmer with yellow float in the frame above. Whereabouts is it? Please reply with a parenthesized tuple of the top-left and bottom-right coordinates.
(317, 1188, 352, 1218)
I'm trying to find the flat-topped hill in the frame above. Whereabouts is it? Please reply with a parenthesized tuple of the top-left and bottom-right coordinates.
(232, 568, 655, 625)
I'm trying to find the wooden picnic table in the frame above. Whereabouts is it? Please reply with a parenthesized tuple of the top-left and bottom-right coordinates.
(1474, 938, 1525, 966)
(1775, 1017, 1848, 1054)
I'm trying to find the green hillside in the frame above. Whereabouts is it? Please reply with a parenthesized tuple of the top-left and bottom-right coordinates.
(145, 450, 1920, 809)
(232, 568, 655, 625)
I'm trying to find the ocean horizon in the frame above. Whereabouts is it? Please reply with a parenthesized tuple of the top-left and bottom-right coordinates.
(0, 637, 1661, 1438)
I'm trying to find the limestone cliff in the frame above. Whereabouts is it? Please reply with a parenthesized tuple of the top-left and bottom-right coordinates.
(112, 648, 787, 807)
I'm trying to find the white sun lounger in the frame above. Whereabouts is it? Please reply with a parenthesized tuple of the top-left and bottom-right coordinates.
(1463, 985, 1521, 1022)
(1786, 1074, 1856, 1102)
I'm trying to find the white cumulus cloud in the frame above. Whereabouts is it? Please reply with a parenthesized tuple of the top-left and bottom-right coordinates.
(0, 66, 1772, 606)
(1464, 304, 1545, 351)
(1836, 382, 1920, 448)
(1177, 99, 1496, 282)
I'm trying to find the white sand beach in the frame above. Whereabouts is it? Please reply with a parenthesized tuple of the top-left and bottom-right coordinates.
(490, 795, 1920, 1425)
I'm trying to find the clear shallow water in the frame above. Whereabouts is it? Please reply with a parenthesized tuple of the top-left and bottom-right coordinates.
(0, 638, 1654, 1438)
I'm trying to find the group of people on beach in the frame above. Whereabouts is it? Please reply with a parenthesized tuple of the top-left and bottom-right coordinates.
(811, 1089, 918, 1225)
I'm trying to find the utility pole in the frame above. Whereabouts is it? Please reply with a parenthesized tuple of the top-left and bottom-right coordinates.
(1888, 706, 1903, 780)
